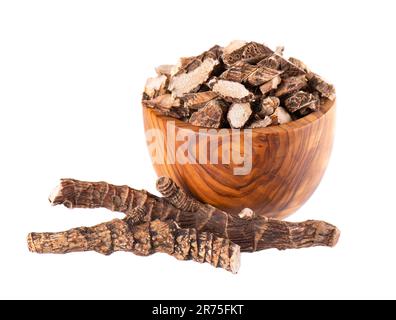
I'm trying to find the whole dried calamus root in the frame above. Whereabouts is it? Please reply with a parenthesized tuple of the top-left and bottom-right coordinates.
(50, 178, 340, 252)
(28, 207, 240, 274)
(156, 177, 340, 252)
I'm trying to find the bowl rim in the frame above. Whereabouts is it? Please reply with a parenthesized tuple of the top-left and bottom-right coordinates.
(144, 98, 335, 134)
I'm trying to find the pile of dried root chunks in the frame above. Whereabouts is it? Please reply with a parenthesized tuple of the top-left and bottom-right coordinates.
(143, 40, 335, 129)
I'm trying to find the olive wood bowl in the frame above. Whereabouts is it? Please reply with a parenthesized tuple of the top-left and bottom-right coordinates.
(143, 99, 335, 219)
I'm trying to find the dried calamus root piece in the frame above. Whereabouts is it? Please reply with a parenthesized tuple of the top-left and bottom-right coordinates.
(155, 64, 177, 77)
(142, 94, 177, 113)
(156, 177, 341, 252)
(182, 91, 219, 110)
(246, 66, 282, 86)
(257, 54, 281, 69)
(227, 103, 252, 129)
(168, 45, 222, 97)
(220, 61, 258, 83)
(275, 75, 307, 97)
(288, 57, 309, 73)
(222, 41, 273, 66)
(144, 75, 167, 99)
(169, 58, 219, 97)
(28, 208, 240, 274)
(211, 79, 254, 103)
(307, 73, 336, 100)
(247, 116, 272, 128)
(284, 91, 319, 113)
(271, 107, 292, 125)
(259, 75, 282, 95)
(173, 45, 222, 75)
(189, 99, 227, 128)
(222, 40, 247, 56)
(258, 96, 280, 117)
(142, 93, 191, 120)
(50, 178, 341, 252)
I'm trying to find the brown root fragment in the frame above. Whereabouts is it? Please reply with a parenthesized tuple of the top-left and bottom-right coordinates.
(276, 55, 307, 78)
(222, 42, 273, 66)
(156, 177, 340, 252)
(142, 94, 189, 119)
(227, 102, 252, 128)
(272, 107, 292, 124)
(169, 58, 219, 97)
(144, 75, 167, 99)
(247, 116, 272, 128)
(182, 91, 219, 110)
(199, 45, 223, 62)
(307, 73, 336, 100)
(155, 64, 177, 77)
(258, 54, 306, 78)
(257, 55, 281, 70)
(219, 61, 258, 83)
(51, 178, 340, 253)
(189, 99, 227, 128)
(212, 79, 254, 103)
(28, 210, 240, 274)
(173, 45, 223, 76)
(259, 76, 282, 95)
(176, 56, 199, 74)
(142, 94, 176, 111)
(48, 178, 183, 221)
(275, 75, 307, 97)
(257, 96, 280, 117)
(288, 57, 309, 73)
(284, 91, 319, 113)
(298, 92, 321, 116)
(247, 66, 283, 86)
(168, 106, 190, 119)
(222, 40, 247, 56)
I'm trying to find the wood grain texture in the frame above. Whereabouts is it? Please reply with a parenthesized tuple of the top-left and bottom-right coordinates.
(143, 99, 335, 219)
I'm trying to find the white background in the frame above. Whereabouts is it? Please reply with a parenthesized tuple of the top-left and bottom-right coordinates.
(0, 0, 395, 300)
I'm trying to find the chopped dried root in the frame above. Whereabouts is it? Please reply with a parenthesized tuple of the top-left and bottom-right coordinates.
(259, 76, 282, 95)
(169, 58, 219, 97)
(144, 75, 167, 99)
(307, 73, 336, 100)
(220, 62, 258, 83)
(182, 91, 219, 110)
(142, 40, 335, 128)
(284, 91, 319, 113)
(275, 75, 307, 97)
(273, 106, 292, 124)
(222, 42, 273, 66)
(227, 103, 252, 128)
(258, 96, 280, 117)
(247, 66, 282, 86)
(247, 116, 272, 128)
(189, 99, 227, 128)
(212, 79, 254, 103)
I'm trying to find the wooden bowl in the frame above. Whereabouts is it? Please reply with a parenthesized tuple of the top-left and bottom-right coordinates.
(143, 99, 335, 219)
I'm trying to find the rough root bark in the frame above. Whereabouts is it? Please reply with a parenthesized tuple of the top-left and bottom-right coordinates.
(28, 207, 240, 274)
(49, 178, 340, 252)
